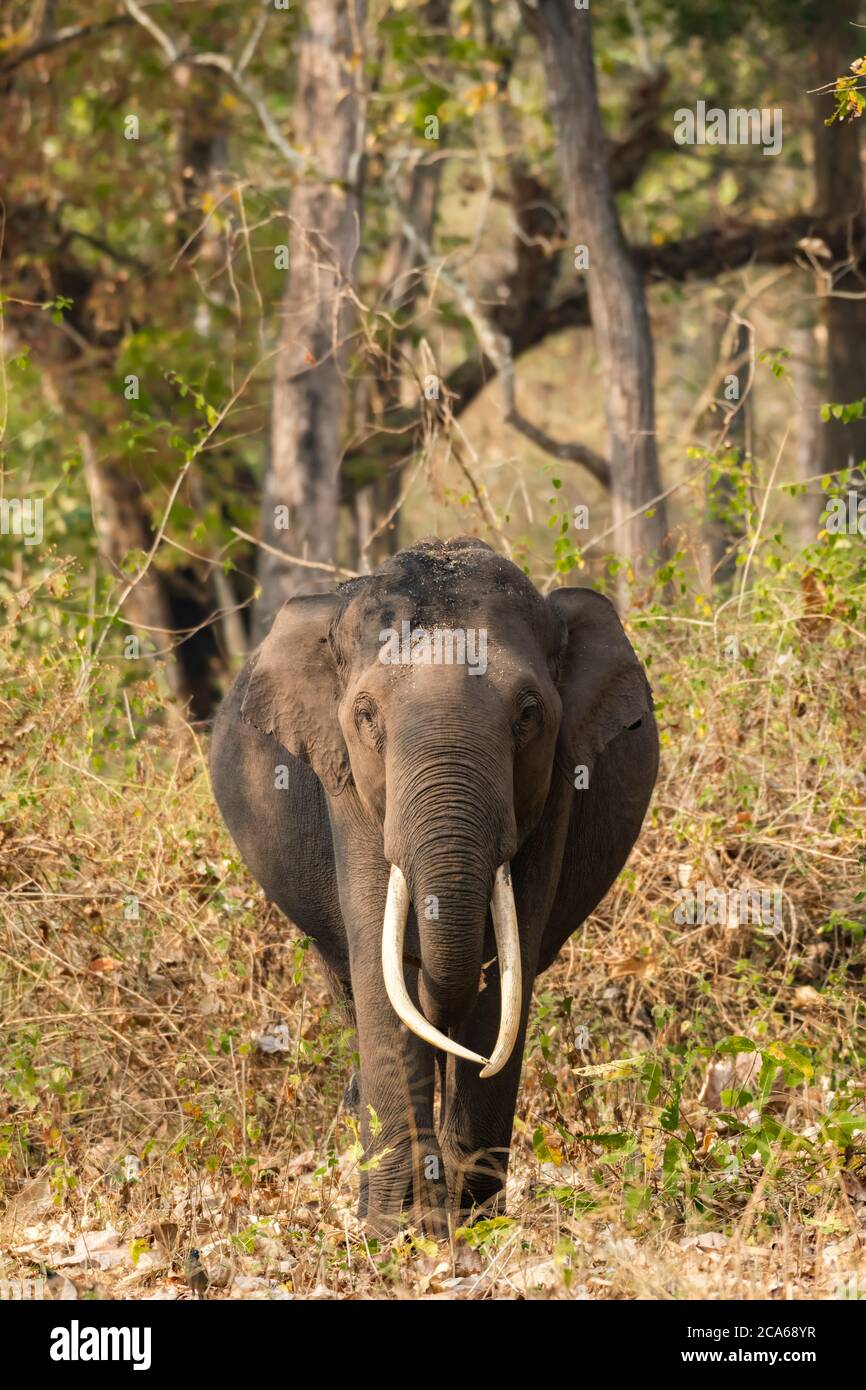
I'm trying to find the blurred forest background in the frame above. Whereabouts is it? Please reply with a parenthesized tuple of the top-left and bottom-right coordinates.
(0, 1, 864, 1300)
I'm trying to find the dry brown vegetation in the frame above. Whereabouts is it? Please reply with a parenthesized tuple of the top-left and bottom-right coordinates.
(1, 540, 864, 1300)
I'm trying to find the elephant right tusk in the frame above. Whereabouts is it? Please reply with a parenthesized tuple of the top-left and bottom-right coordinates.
(479, 863, 522, 1079)
(381, 864, 490, 1069)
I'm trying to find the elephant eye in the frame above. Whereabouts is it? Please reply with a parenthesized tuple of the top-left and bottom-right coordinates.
(353, 695, 383, 748)
(627, 718, 642, 730)
(513, 691, 543, 744)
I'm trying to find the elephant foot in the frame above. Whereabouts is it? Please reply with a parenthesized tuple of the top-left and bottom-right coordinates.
(363, 1196, 450, 1243)
(358, 1136, 451, 1241)
(455, 1188, 506, 1228)
(442, 1146, 508, 1223)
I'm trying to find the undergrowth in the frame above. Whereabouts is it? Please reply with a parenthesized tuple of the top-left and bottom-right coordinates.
(0, 521, 864, 1299)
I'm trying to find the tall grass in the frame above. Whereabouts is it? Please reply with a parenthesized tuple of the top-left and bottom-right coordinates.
(0, 522, 864, 1299)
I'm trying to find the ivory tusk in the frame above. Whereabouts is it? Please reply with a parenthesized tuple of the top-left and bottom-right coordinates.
(381, 864, 490, 1069)
(479, 863, 523, 1079)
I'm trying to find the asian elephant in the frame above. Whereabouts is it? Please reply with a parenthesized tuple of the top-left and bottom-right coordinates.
(210, 537, 658, 1236)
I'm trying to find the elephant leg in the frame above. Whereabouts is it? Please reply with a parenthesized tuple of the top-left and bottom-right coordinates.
(437, 956, 535, 1219)
(324, 812, 450, 1237)
(350, 940, 449, 1238)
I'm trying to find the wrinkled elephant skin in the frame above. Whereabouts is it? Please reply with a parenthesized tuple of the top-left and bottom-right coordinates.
(211, 538, 658, 1236)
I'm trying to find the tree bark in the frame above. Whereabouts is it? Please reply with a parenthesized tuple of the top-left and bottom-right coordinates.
(350, 0, 449, 567)
(790, 320, 824, 544)
(364, 147, 443, 565)
(811, 5, 866, 480)
(256, 0, 366, 637)
(707, 318, 751, 586)
(522, 0, 669, 585)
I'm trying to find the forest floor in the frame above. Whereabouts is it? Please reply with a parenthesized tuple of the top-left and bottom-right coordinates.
(1, 552, 865, 1300)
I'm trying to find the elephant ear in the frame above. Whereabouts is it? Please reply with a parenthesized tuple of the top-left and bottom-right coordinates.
(546, 587, 654, 778)
(240, 593, 350, 794)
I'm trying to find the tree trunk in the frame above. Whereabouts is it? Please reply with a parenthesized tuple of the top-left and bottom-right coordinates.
(363, 150, 443, 566)
(707, 318, 751, 585)
(811, 4, 866, 481)
(522, 0, 669, 592)
(256, 0, 367, 637)
(791, 319, 824, 545)
(358, 0, 448, 567)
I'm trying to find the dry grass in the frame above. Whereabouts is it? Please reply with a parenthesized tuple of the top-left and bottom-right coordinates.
(1, 543, 864, 1300)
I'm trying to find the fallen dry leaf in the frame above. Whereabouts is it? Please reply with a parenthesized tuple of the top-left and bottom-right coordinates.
(699, 1051, 761, 1111)
(0, 1176, 54, 1230)
(151, 1221, 180, 1255)
(55, 1227, 128, 1272)
(680, 1232, 728, 1252)
(792, 985, 825, 1010)
(841, 1169, 866, 1203)
(606, 954, 656, 979)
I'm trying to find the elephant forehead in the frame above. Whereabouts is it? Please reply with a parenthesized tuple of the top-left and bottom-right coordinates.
(338, 636, 554, 720)
(336, 573, 557, 666)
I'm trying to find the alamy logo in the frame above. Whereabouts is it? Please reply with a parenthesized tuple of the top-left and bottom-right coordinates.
(673, 881, 782, 935)
(0, 497, 43, 545)
(674, 101, 782, 156)
(0, 1276, 44, 1299)
(378, 621, 487, 675)
(50, 1320, 151, 1371)
(825, 490, 866, 536)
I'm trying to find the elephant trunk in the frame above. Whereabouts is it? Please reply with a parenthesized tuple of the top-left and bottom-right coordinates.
(411, 850, 492, 1028)
(382, 739, 521, 1078)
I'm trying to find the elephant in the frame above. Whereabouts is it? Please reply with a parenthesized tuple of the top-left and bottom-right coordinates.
(210, 536, 658, 1237)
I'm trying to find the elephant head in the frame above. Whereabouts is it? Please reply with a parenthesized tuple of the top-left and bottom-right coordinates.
(238, 537, 653, 1079)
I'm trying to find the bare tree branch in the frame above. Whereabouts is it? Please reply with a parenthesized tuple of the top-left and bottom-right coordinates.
(352, 209, 865, 472)
(190, 52, 305, 170)
(66, 228, 148, 272)
(231, 528, 359, 579)
(0, 17, 132, 75)
(236, 0, 272, 74)
(505, 410, 611, 485)
(399, 221, 611, 486)
(122, 0, 178, 64)
(120, 2, 306, 170)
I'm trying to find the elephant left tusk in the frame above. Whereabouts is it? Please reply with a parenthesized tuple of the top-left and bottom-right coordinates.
(381, 864, 491, 1069)
(479, 863, 523, 1079)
